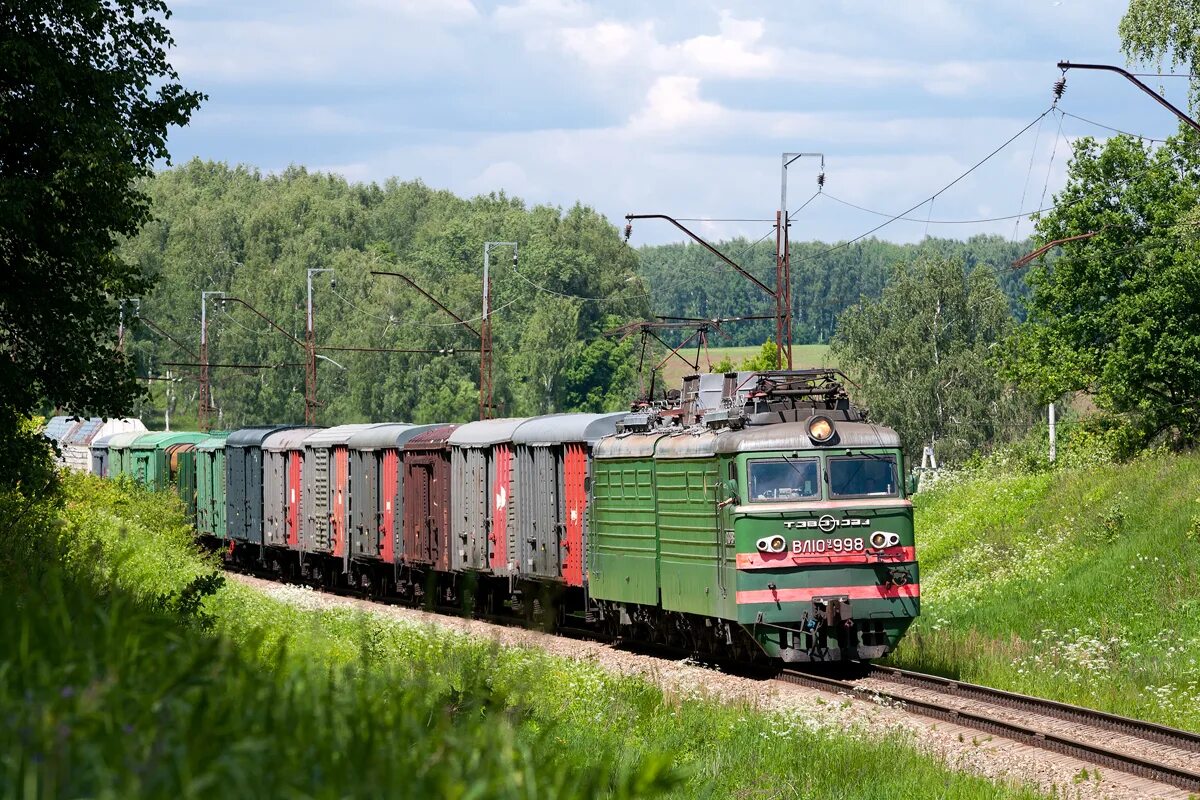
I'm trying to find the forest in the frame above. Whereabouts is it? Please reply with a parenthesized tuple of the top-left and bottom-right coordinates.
(121, 160, 1039, 429)
(120, 160, 650, 428)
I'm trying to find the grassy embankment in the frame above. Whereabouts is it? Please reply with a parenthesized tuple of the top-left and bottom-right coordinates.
(890, 448, 1200, 732)
(659, 344, 834, 387)
(0, 471, 1048, 799)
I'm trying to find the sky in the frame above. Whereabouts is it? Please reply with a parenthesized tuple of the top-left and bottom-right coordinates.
(163, 0, 1191, 246)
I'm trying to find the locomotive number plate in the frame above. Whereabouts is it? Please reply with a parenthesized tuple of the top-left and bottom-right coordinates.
(792, 537, 865, 555)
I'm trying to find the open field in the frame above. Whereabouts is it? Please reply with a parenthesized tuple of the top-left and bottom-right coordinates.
(660, 343, 835, 387)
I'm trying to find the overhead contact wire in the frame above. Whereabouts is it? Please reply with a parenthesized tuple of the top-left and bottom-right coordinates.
(793, 107, 1056, 266)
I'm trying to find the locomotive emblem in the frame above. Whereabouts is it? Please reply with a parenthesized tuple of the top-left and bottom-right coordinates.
(784, 516, 870, 531)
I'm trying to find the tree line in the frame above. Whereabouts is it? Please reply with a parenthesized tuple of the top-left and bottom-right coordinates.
(637, 233, 1036, 347)
(120, 161, 650, 429)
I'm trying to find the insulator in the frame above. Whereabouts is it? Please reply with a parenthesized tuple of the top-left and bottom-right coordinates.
(1052, 76, 1066, 103)
(816, 172, 825, 189)
(623, 222, 633, 242)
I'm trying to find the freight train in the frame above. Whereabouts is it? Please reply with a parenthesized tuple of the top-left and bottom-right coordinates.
(56, 370, 920, 664)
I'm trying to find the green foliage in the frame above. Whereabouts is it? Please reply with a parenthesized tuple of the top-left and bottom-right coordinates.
(708, 355, 737, 373)
(123, 163, 649, 426)
(1004, 132, 1200, 448)
(636, 234, 1036, 347)
(1120, 0, 1200, 104)
(832, 255, 1032, 464)
(894, 448, 1200, 730)
(2, 473, 1049, 800)
(0, 0, 202, 486)
(737, 339, 780, 371)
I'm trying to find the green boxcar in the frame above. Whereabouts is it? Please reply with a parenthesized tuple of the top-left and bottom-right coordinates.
(127, 432, 207, 491)
(589, 419, 918, 663)
(105, 431, 152, 479)
(176, 445, 198, 523)
(195, 434, 228, 539)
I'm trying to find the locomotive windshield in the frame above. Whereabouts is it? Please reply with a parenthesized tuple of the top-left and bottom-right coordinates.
(747, 458, 819, 502)
(828, 455, 898, 498)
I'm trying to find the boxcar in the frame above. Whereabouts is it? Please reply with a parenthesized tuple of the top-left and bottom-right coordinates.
(174, 442, 199, 522)
(103, 430, 148, 479)
(448, 418, 530, 575)
(226, 427, 302, 548)
(346, 424, 438, 570)
(262, 427, 322, 553)
(511, 413, 624, 585)
(195, 434, 229, 540)
(127, 432, 206, 491)
(91, 433, 116, 477)
(401, 424, 458, 572)
(300, 425, 382, 571)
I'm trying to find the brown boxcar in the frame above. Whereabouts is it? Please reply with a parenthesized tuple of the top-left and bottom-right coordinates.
(401, 424, 458, 572)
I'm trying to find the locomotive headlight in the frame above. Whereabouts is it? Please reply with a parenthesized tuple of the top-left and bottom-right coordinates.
(756, 535, 787, 553)
(807, 415, 836, 444)
(870, 531, 900, 549)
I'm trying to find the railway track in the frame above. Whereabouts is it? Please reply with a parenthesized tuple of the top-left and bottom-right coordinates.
(779, 665, 1200, 794)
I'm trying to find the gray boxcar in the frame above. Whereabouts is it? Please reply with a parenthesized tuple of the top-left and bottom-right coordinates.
(346, 424, 437, 565)
(226, 426, 299, 547)
(511, 413, 624, 584)
(448, 417, 530, 574)
(301, 424, 381, 565)
(262, 427, 322, 550)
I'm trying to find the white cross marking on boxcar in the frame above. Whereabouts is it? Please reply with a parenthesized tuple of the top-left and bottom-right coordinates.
(496, 485, 507, 511)
(570, 508, 578, 523)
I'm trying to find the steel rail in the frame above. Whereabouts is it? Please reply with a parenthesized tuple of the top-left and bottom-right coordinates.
(778, 668, 1200, 792)
(866, 664, 1200, 753)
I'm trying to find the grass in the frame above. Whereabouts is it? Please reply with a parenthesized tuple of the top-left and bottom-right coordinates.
(0, 469, 1051, 799)
(660, 343, 835, 387)
(890, 449, 1200, 731)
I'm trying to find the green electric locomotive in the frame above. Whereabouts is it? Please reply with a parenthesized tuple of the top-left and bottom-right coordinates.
(588, 371, 918, 663)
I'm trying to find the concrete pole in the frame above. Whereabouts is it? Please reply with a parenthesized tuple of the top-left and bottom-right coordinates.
(1049, 402, 1057, 463)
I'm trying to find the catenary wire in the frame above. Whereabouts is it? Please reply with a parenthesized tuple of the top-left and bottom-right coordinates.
(1013, 110, 1051, 241)
(791, 106, 1057, 267)
(821, 193, 1066, 225)
(1058, 110, 1170, 143)
(1037, 110, 1068, 215)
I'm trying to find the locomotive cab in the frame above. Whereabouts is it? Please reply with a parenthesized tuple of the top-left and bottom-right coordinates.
(717, 418, 920, 663)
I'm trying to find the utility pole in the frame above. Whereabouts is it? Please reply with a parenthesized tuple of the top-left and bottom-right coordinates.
(118, 298, 140, 353)
(199, 291, 225, 433)
(307, 268, 334, 425)
(1049, 402, 1057, 463)
(481, 242, 517, 420)
(779, 153, 824, 369)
